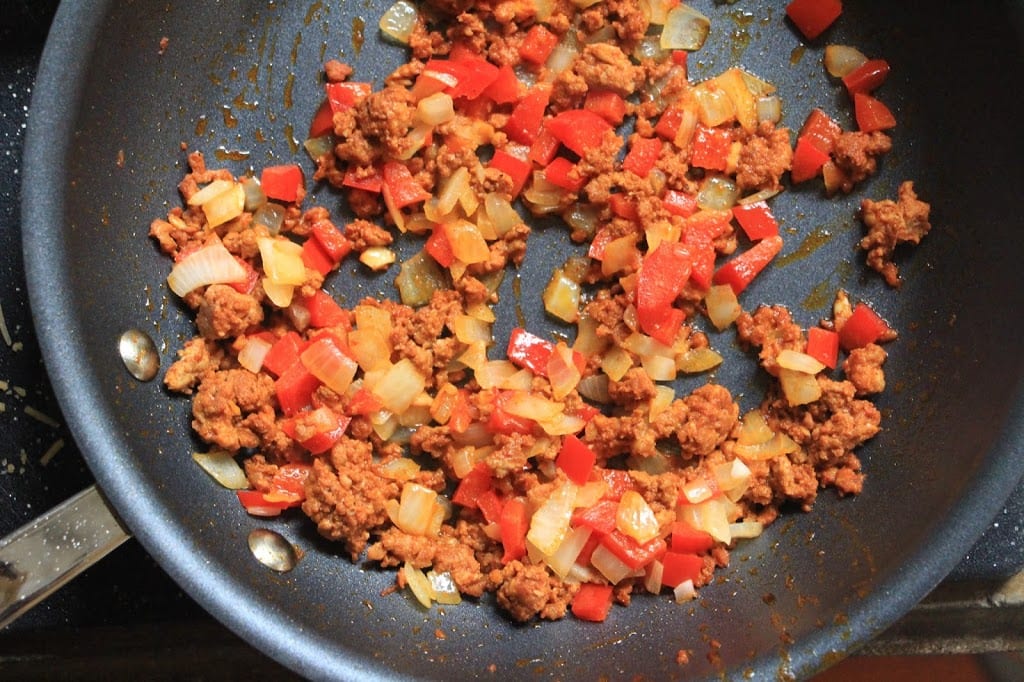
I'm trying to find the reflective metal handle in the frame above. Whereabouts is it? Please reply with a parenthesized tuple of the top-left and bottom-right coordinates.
(0, 485, 130, 628)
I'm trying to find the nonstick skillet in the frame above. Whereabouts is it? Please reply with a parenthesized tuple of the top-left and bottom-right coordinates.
(19, 0, 1024, 679)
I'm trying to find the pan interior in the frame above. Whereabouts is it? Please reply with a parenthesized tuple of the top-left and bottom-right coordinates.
(22, 1, 1024, 680)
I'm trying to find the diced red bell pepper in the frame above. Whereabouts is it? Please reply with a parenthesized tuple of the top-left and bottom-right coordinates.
(422, 57, 499, 101)
(425, 226, 456, 267)
(732, 201, 780, 241)
(308, 98, 334, 138)
(476, 489, 505, 526)
(341, 165, 383, 194)
(595, 468, 634, 501)
(381, 161, 431, 209)
(504, 85, 551, 145)
(806, 327, 840, 369)
(267, 463, 312, 501)
(489, 148, 532, 197)
(325, 81, 371, 114)
(311, 220, 353, 263)
(528, 127, 561, 166)
(261, 165, 304, 203)
(344, 386, 383, 417)
(302, 289, 350, 329)
(785, 0, 842, 41)
(571, 499, 619, 536)
(447, 40, 478, 61)
(713, 234, 784, 295)
(654, 106, 686, 141)
(637, 242, 692, 343)
(799, 108, 842, 155)
(608, 193, 639, 221)
(853, 92, 896, 133)
(690, 125, 732, 172)
(572, 583, 614, 622)
(601, 530, 667, 570)
(662, 189, 698, 219)
(682, 209, 733, 288)
(669, 521, 715, 553)
(262, 331, 306, 378)
(544, 157, 585, 192)
(275, 361, 322, 416)
(487, 391, 537, 436)
(621, 136, 662, 177)
(452, 462, 494, 510)
(838, 302, 891, 351)
(506, 328, 586, 377)
(448, 389, 473, 434)
(519, 24, 559, 65)
(791, 136, 831, 184)
(282, 406, 350, 454)
(500, 497, 529, 564)
(843, 58, 891, 95)
(584, 89, 627, 126)
(556, 435, 597, 486)
(237, 490, 296, 516)
(227, 256, 260, 295)
(301, 237, 336, 276)
(671, 50, 688, 68)
(660, 551, 704, 588)
(545, 109, 616, 158)
(483, 64, 519, 104)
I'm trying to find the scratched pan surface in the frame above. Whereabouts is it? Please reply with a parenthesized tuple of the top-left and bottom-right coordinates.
(21, 0, 1024, 679)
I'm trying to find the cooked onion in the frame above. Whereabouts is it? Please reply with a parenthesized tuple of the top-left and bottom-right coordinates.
(824, 44, 868, 78)
(240, 176, 266, 212)
(645, 559, 664, 594)
(428, 570, 462, 605)
(396, 250, 448, 307)
(379, 0, 419, 45)
(756, 95, 782, 124)
(678, 498, 730, 544)
(166, 240, 247, 297)
(546, 342, 582, 401)
(417, 92, 455, 126)
(261, 278, 295, 308)
(258, 237, 306, 286)
(600, 346, 634, 382)
(776, 349, 826, 375)
(673, 579, 697, 604)
(577, 374, 610, 404)
(374, 359, 427, 414)
(733, 432, 799, 461)
(616, 490, 661, 544)
(728, 521, 764, 539)
(590, 544, 634, 584)
(390, 482, 440, 536)
(359, 246, 397, 271)
(545, 30, 580, 79)
(252, 201, 286, 235)
(237, 336, 272, 374)
(187, 179, 234, 207)
(737, 410, 774, 446)
(661, 4, 710, 50)
(201, 182, 245, 229)
(704, 284, 742, 330)
(676, 347, 723, 374)
(545, 526, 593, 578)
(543, 269, 581, 323)
(301, 338, 359, 395)
(779, 368, 823, 406)
(527, 482, 578, 556)
(403, 562, 435, 608)
(192, 450, 248, 489)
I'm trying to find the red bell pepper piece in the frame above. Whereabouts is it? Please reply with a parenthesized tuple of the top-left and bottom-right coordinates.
(669, 521, 714, 553)
(662, 189, 698, 218)
(838, 302, 891, 351)
(660, 551, 704, 588)
(621, 136, 662, 178)
(584, 89, 627, 126)
(712, 234, 784, 294)
(518, 24, 559, 65)
(421, 57, 499, 101)
(344, 386, 383, 417)
(571, 583, 614, 622)
(227, 256, 259, 295)
(488, 149, 532, 197)
(506, 328, 586, 377)
(601, 530, 667, 570)
(543, 157, 585, 192)
(311, 220, 353, 262)
(806, 327, 840, 369)
(843, 58, 891, 95)
(308, 98, 334, 138)
(268, 463, 312, 501)
(853, 92, 896, 133)
(487, 391, 537, 436)
(785, 0, 842, 41)
(588, 227, 614, 261)
(595, 468, 634, 501)
(799, 108, 842, 155)
(504, 85, 551, 145)
(556, 435, 597, 486)
(637, 242, 692, 343)
(608, 193, 639, 221)
(381, 161, 431, 208)
(483, 64, 519, 104)
(452, 462, 494, 510)
(500, 497, 529, 564)
(476, 489, 505, 526)
(260, 165, 304, 203)
(275, 361, 322, 416)
(791, 136, 831, 184)
(448, 389, 473, 434)
(237, 490, 296, 516)
(302, 289, 349, 329)
(732, 201, 780, 241)
(571, 499, 619, 536)
(690, 125, 732, 172)
(282, 406, 350, 454)
(654, 106, 686, 141)
(301, 237, 336, 276)
(545, 109, 616, 158)
(682, 210, 732, 287)
(528, 127, 561, 166)
(341, 165, 383, 194)
(262, 331, 306, 377)
(325, 81, 371, 114)
(425, 226, 456, 267)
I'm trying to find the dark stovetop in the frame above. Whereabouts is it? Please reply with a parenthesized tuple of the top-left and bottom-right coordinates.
(0, 3, 1021, 678)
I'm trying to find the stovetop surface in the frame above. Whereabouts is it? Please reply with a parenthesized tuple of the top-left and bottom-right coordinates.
(0, 0, 1020, 642)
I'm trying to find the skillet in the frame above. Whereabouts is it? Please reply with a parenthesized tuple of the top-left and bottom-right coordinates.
(20, 0, 1024, 679)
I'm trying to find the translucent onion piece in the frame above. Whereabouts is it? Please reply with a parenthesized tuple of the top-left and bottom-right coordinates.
(452, 314, 492, 345)
(574, 315, 610, 357)
(258, 237, 306, 286)
(642, 354, 677, 382)
(396, 250, 448, 307)
(673, 579, 697, 604)
(713, 459, 752, 501)
(192, 450, 249, 489)
(261, 278, 295, 308)
(661, 4, 710, 50)
(728, 521, 764, 539)
(824, 44, 868, 78)
(737, 410, 774, 446)
(694, 84, 735, 128)
(237, 336, 272, 374)
(349, 329, 391, 372)
(186, 179, 234, 207)
(544, 30, 580, 79)
(534, 0, 554, 21)
(678, 498, 731, 544)
(374, 359, 427, 414)
(450, 446, 482, 479)
(571, 0, 604, 7)
(574, 481, 609, 509)
(380, 457, 422, 482)
(527, 482, 578, 556)
(379, 0, 419, 45)
(303, 135, 334, 162)
(623, 331, 674, 360)
(681, 476, 715, 505)
(645, 559, 664, 594)
(616, 490, 661, 544)
(676, 347, 723, 374)
(649, 385, 675, 421)
(737, 187, 781, 206)
(543, 269, 581, 323)
(633, 35, 670, 63)
(705, 284, 742, 331)
(301, 338, 358, 395)
(733, 432, 800, 461)
(777, 349, 826, 375)
(577, 374, 611, 404)
(503, 369, 536, 391)
(435, 167, 470, 218)
(428, 570, 462, 605)
(545, 526, 593, 578)
(417, 92, 455, 126)
(359, 246, 397, 271)
(456, 341, 488, 372)
(240, 176, 266, 212)
(475, 361, 518, 390)
(484, 193, 523, 237)
(546, 342, 582, 401)
(641, 0, 676, 25)
(739, 69, 777, 97)
(166, 240, 246, 297)
(536, 412, 586, 437)
(443, 220, 490, 264)
(403, 562, 435, 608)
(201, 182, 246, 229)
(756, 95, 782, 125)
(714, 68, 757, 133)
(601, 346, 635, 382)
(253, 201, 286, 235)
(779, 368, 823, 406)
(590, 544, 634, 584)
(394, 483, 440, 536)
(286, 299, 311, 333)
(503, 391, 563, 422)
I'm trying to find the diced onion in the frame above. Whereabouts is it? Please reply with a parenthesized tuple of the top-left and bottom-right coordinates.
(240, 176, 266, 212)
(192, 450, 249, 489)
(737, 411, 774, 446)
(545, 526, 593, 578)
(678, 498, 731, 544)
(577, 374, 610, 404)
(616, 490, 661, 544)
(475, 361, 519, 390)
(484, 193, 523, 237)
(779, 368, 823, 406)
(428, 570, 462, 605)
(661, 4, 710, 50)
(303, 135, 334, 162)
(681, 476, 715, 505)
(728, 521, 764, 539)
(649, 385, 675, 421)
(443, 220, 490, 264)
(713, 459, 752, 501)
(824, 44, 868, 78)
(374, 359, 427, 414)
(676, 347, 723, 374)
(403, 562, 435, 608)
(733, 432, 800, 461)
(601, 347, 635, 382)
(379, 0, 419, 45)
(545, 30, 580, 79)
(645, 559, 664, 594)
(166, 240, 247, 297)
(253, 202, 286, 235)
(704, 284, 742, 331)
(698, 175, 740, 211)
(261, 278, 295, 308)
(503, 391, 563, 422)
(546, 342, 582, 401)
(673, 579, 697, 604)
(777, 349, 826, 375)
(451, 314, 492, 345)
(301, 338, 359, 395)
(641, 354, 677, 382)
(237, 336, 273, 374)
(201, 182, 245, 229)
(714, 68, 757, 133)
(391, 483, 440, 536)
(590, 544, 634, 584)
(543, 270, 581, 323)
(417, 92, 455, 126)
(694, 84, 735, 128)
(756, 95, 782, 125)
(537, 412, 587, 436)
(642, 0, 677, 25)
(359, 246, 397, 271)
(286, 299, 311, 333)
(258, 237, 306, 286)
(737, 187, 782, 206)
(634, 35, 670, 63)
(380, 457, 422, 482)
(396, 250, 448, 307)
(349, 329, 391, 371)
(527, 482, 578, 556)
(187, 179, 234, 207)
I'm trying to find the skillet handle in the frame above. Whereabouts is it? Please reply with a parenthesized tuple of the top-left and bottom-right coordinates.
(0, 485, 131, 628)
